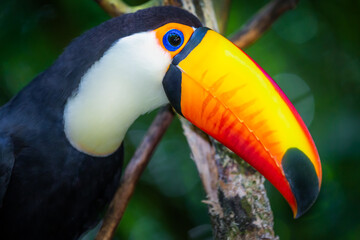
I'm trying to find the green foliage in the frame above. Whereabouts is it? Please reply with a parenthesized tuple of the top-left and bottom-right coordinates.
(1, 0, 359, 239)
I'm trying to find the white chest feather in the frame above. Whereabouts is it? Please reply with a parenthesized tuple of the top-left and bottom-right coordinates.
(64, 32, 171, 156)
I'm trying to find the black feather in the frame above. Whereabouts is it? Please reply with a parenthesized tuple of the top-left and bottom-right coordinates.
(0, 6, 201, 240)
(0, 135, 14, 208)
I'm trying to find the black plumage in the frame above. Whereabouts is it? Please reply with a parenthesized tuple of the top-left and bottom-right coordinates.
(0, 7, 201, 239)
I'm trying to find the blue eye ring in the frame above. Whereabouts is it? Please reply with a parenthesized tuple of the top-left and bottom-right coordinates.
(163, 29, 184, 52)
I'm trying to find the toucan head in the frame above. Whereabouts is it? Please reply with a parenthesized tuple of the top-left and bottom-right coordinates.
(63, 6, 321, 218)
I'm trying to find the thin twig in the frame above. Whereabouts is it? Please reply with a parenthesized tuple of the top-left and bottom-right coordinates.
(230, 0, 299, 48)
(94, 0, 162, 17)
(95, 105, 174, 240)
(213, 0, 232, 34)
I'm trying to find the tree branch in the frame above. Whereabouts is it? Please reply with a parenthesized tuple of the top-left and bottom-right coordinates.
(213, 0, 232, 34)
(230, 0, 299, 48)
(95, 105, 174, 240)
(94, 0, 163, 17)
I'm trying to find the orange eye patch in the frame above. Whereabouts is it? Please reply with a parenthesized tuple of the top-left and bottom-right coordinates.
(154, 23, 195, 58)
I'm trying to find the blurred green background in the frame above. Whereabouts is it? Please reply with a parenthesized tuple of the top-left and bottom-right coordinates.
(0, 0, 359, 239)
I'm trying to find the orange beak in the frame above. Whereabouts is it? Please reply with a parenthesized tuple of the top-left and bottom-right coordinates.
(163, 27, 322, 218)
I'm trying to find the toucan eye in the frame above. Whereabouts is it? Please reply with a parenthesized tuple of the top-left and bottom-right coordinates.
(163, 29, 184, 51)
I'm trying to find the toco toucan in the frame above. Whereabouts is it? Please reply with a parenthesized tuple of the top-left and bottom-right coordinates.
(0, 6, 322, 239)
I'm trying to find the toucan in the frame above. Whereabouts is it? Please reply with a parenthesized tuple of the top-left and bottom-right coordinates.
(0, 6, 321, 239)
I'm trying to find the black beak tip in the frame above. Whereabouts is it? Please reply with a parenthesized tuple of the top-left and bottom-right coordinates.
(282, 148, 320, 219)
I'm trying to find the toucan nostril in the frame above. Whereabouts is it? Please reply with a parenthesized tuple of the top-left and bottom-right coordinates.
(282, 148, 319, 218)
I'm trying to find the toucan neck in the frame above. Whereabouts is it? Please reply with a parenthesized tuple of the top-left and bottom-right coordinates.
(64, 31, 171, 157)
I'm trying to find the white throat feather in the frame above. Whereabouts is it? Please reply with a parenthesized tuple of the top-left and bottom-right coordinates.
(64, 31, 171, 156)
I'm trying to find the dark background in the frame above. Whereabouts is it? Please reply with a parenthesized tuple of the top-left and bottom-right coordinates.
(0, 0, 359, 239)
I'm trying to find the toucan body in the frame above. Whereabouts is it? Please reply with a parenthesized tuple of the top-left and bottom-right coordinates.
(0, 7, 321, 239)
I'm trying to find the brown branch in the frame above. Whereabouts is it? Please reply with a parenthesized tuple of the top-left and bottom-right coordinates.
(95, 105, 174, 240)
(213, 0, 232, 34)
(230, 0, 299, 48)
(94, 0, 162, 17)
(180, 119, 219, 204)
